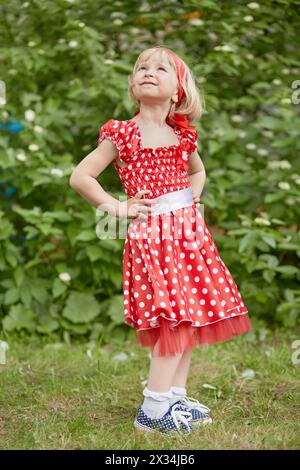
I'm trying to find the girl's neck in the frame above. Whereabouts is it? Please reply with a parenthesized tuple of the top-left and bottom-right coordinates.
(134, 110, 170, 128)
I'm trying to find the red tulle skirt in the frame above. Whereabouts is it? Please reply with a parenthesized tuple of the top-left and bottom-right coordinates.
(135, 313, 253, 357)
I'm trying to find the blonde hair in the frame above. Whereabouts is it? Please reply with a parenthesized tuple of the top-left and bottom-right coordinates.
(128, 45, 205, 126)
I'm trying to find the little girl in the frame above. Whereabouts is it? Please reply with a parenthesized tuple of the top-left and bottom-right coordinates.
(69, 46, 253, 435)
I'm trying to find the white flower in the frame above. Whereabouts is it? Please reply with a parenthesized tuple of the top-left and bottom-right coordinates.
(257, 148, 268, 156)
(268, 160, 291, 170)
(282, 68, 290, 75)
(113, 19, 123, 26)
(246, 53, 254, 60)
(278, 182, 291, 190)
(246, 143, 256, 150)
(28, 144, 39, 151)
(239, 131, 247, 138)
(25, 110, 35, 122)
(130, 27, 141, 35)
(208, 32, 218, 42)
(28, 41, 36, 47)
(34, 125, 44, 134)
(254, 217, 271, 226)
(69, 40, 78, 48)
(247, 2, 260, 9)
(285, 197, 295, 205)
(104, 59, 114, 65)
(16, 151, 27, 161)
(244, 15, 254, 22)
(214, 44, 234, 52)
(241, 220, 251, 226)
(272, 79, 282, 85)
(295, 178, 300, 185)
(281, 98, 291, 104)
(78, 22, 85, 28)
(262, 130, 274, 138)
(189, 18, 204, 26)
(231, 114, 243, 122)
(59, 272, 71, 282)
(50, 168, 64, 177)
(280, 160, 291, 169)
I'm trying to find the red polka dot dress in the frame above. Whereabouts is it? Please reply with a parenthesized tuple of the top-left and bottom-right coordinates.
(98, 118, 253, 356)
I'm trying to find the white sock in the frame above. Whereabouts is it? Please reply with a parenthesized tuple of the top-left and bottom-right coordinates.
(169, 386, 187, 407)
(142, 387, 173, 419)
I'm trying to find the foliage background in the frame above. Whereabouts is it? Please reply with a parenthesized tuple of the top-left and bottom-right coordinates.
(0, 0, 300, 344)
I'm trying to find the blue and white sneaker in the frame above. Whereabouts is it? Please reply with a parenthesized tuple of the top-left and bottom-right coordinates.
(134, 403, 196, 435)
(171, 397, 212, 426)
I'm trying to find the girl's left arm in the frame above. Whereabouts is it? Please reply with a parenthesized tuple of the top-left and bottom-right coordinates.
(187, 151, 206, 204)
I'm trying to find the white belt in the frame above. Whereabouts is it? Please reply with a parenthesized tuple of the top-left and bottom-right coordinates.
(151, 187, 194, 215)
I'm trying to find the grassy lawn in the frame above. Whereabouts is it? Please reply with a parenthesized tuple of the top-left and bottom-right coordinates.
(0, 327, 299, 450)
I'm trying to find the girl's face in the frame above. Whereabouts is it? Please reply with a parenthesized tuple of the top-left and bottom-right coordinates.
(131, 52, 179, 107)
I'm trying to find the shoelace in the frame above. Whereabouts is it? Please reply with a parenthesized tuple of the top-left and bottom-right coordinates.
(170, 403, 193, 431)
(180, 396, 211, 414)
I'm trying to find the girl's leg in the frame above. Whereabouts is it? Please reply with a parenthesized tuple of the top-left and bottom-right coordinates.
(147, 339, 184, 392)
(171, 347, 193, 388)
(141, 339, 184, 419)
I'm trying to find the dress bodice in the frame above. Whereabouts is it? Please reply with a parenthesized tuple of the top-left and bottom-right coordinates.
(98, 119, 198, 199)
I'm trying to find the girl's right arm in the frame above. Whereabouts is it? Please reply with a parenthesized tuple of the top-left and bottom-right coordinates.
(69, 139, 155, 219)
(69, 138, 121, 216)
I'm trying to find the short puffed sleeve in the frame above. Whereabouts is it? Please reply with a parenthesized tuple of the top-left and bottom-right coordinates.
(180, 127, 198, 155)
(98, 119, 123, 154)
(179, 127, 198, 170)
(97, 119, 135, 162)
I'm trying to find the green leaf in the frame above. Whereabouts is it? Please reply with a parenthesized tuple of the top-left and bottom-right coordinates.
(262, 236, 276, 248)
(75, 230, 97, 242)
(52, 278, 68, 298)
(2, 305, 35, 332)
(239, 232, 257, 253)
(4, 288, 20, 305)
(62, 291, 101, 323)
(107, 295, 124, 325)
(275, 266, 299, 277)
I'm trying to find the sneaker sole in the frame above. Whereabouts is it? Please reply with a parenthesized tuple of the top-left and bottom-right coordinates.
(134, 419, 157, 434)
(133, 419, 194, 437)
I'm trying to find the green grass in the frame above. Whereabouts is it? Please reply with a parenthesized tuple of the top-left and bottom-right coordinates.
(0, 327, 299, 450)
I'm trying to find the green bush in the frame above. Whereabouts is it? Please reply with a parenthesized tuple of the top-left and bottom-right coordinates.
(0, 0, 299, 342)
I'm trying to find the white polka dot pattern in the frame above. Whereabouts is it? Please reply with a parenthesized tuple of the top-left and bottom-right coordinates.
(122, 204, 249, 332)
(98, 117, 252, 353)
(97, 119, 198, 199)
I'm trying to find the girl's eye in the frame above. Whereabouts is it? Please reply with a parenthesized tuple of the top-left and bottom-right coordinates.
(138, 66, 167, 71)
